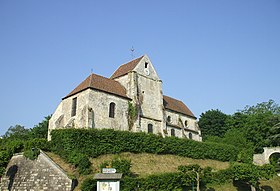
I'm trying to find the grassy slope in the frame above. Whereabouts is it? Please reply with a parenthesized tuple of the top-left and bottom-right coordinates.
(46, 152, 280, 191)
(91, 152, 229, 177)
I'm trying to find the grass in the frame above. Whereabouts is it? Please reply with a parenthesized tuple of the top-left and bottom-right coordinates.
(91, 152, 230, 177)
(46, 151, 280, 191)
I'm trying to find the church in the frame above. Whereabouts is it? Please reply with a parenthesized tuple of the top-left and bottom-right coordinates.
(48, 55, 202, 141)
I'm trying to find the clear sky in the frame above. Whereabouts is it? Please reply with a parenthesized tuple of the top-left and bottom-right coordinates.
(0, 0, 279, 136)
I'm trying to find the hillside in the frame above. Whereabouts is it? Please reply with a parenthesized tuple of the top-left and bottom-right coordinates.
(46, 152, 280, 191)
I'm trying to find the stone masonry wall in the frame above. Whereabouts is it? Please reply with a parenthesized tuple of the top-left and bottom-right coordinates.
(0, 151, 74, 191)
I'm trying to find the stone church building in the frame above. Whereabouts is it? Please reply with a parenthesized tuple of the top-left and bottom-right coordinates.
(48, 55, 202, 141)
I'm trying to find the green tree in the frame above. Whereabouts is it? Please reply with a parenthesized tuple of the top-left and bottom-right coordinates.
(268, 122, 280, 146)
(4, 125, 30, 140)
(239, 100, 280, 152)
(29, 116, 51, 139)
(230, 163, 275, 191)
(198, 109, 230, 139)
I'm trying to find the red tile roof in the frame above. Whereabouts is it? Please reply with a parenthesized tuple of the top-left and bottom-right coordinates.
(110, 56, 144, 79)
(163, 95, 196, 118)
(63, 73, 129, 100)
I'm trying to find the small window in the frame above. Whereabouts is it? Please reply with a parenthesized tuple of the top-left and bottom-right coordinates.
(167, 116, 171, 123)
(171, 129, 175, 136)
(148, 124, 153, 133)
(145, 62, 148, 68)
(189, 132, 193, 140)
(109, 102, 115, 118)
(71, 97, 77, 117)
(185, 120, 188, 127)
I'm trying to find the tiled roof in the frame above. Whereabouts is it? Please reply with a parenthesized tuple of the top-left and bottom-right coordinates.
(63, 73, 129, 100)
(110, 56, 144, 79)
(163, 95, 196, 118)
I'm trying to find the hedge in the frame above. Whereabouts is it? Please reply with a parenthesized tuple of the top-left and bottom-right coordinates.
(80, 162, 276, 191)
(51, 129, 239, 161)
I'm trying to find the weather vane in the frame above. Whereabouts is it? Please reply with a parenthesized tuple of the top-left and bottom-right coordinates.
(130, 46, 135, 59)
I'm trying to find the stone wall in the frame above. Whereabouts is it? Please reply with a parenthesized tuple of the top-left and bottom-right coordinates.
(0, 151, 74, 191)
(48, 88, 130, 140)
(253, 147, 280, 165)
(165, 110, 202, 141)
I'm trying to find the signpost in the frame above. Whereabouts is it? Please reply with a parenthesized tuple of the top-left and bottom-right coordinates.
(94, 168, 122, 191)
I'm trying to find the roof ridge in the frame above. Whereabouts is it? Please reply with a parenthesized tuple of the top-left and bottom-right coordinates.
(63, 72, 129, 100)
(110, 55, 145, 79)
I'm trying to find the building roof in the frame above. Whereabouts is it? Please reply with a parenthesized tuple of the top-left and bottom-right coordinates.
(110, 55, 144, 79)
(63, 73, 129, 100)
(94, 173, 123, 180)
(163, 95, 196, 118)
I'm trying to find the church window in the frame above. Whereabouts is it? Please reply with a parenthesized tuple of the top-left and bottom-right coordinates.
(109, 102, 115, 118)
(148, 124, 153, 133)
(185, 120, 188, 127)
(145, 62, 148, 68)
(189, 132, 193, 140)
(171, 129, 175, 136)
(71, 97, 77, 117)
(167, 116, 171, 123)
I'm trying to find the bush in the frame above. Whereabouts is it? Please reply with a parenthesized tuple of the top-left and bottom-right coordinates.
(0, 150, 13, 176)
(121, 172, 194, 191)
(80, 177, 97, 191)
(67, 151, 92, 175)
(51, 129, 240, 162)
(23, 148, 40, 160)
(24, 138, 50, 151)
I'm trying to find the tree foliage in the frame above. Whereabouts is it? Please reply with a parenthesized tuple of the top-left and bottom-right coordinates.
(4, 125, 30, 140)
(198, 109, 230, 138)
(201, 100, 280, 153)
(29, 116, 51, 139)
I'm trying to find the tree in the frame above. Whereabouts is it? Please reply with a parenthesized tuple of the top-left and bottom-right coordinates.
(230, 163, 275, 191)
(198, 109, 230, 139)
(268, 122, 280, 146)
(29, 116, 51, 139)
(4, 125, 30, 140)
(238, 100, 280, 152)
(178, 164, 202, 191)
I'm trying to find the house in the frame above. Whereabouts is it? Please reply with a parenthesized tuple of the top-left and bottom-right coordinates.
(48, 55, 202, 141)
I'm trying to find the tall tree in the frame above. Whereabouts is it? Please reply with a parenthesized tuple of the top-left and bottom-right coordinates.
(4, 125, 30, 140)
(231, 100, 280, 152)
(198, 109, 230, 139)
(30, 116, 51, 139)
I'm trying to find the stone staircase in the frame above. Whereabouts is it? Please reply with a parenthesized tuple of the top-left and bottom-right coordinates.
(0, 151, 75, 191)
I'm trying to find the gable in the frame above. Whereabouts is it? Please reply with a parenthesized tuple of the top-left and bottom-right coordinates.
(63, 73, 129, 100)
(110, 55, 160, 81)
(163, 95, 196, 119)
(111, 56, 144, 79)
(133, 55, 160, 81)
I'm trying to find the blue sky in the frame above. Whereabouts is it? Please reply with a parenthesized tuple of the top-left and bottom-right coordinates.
(0, 0, 279, 136)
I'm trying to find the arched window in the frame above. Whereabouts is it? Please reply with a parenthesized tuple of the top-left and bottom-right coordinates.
(189, 132, 193, 140)
(171, 129, 175, 136)
(167, 116, 171, 123)
(148, 124, 153, 133)
(109, 102, 115, 118)
(185, 120, 188, 127)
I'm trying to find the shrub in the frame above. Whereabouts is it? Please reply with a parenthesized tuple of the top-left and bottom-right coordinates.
(24, 138, 50, 151)
(51, 129, 240, 162)
(67, 151, 92, 175)
(111, 157, 132, 176)
(121, 173, 194, 191)
(0, 150, 13, 176)
(80, 177, 97, 191)
(23, 148, 40, 160)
